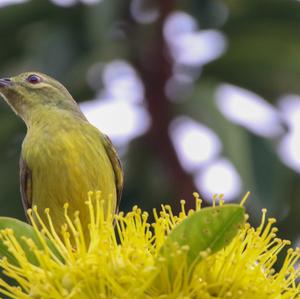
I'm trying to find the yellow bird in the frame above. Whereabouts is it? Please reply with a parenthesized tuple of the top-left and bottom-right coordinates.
(0, 72, 123, 236)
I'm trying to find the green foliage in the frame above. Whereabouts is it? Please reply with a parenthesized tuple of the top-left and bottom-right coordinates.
(160, 204, 245, 266)
(0, 217, 62, 266)
(0, 217, 40, 265)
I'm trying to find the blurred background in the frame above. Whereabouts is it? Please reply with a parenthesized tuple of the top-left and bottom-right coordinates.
(0, 0, 299, 246)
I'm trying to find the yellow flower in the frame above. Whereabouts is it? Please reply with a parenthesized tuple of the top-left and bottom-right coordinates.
(0, 192, 299, 299)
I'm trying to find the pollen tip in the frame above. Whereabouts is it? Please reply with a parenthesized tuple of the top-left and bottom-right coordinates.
(193, 192, 199, 198)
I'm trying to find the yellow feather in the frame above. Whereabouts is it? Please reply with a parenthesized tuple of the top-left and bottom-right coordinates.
(22, 108, 116, 231)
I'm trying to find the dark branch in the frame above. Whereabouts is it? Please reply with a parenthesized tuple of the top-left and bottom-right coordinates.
(130, 0, 205, 209)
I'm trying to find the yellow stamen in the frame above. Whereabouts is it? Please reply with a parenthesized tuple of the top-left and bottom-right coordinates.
(0, 192, 298, 299)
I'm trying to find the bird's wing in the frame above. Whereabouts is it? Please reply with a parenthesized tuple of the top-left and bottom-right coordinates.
(19, 156, 32, 221)
(102, 134, 124, 211)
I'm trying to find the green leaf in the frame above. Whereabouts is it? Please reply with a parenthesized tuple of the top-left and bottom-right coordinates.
(0, 217, 63, 266)
(160, 204, 245, 267)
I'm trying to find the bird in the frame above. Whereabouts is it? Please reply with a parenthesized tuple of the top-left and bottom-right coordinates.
(0, 72, 123, 239)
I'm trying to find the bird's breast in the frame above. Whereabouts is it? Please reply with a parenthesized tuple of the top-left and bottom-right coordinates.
(22, 121, 116, 225)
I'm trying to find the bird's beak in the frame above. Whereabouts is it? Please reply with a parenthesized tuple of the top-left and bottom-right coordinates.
(0, 78, 12, 88)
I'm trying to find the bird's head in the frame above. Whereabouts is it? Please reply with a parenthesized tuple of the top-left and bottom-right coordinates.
(0, 72, 84, 123)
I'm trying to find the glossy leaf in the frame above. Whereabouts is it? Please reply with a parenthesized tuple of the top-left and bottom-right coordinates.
(0, 217, 62, 266)
(160, 204, 245, 266)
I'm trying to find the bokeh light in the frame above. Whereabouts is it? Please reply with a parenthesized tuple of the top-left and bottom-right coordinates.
(194, 158, 242, 202)
(216, 84, 284, 138)
(164, 11, 198, 42)
(50, 0, 76, 6)
(164, 11, 227, 67)
(101, 60, 144, 104)
(80, 99, 150, 148)
(0, 0, 27, 7)
(130, 0, 159, 24)
(50, 0, 101, 6)
(82, 60, 150, 148)
(277, 95, 300, 172)
(170, 116, 222, 172)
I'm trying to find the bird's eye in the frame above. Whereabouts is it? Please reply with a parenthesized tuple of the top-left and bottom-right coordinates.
(26, 74, 41, 84)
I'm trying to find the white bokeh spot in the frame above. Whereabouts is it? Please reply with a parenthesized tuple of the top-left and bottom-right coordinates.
(83, 60, 149, 149)
(164, 11, 227, 66)
(102, 60, 144, 104)
(164, 11, 198, 42)
(81, 0, 101, 4)
(170, 117, 222, 172)
(194, 158, 242, 202)
(50, 0, 76, 6)
(277, 95, 300, 173)
(50, 0, 101, 6)
(80, 99, 151, 147)
(0, 0, 27, 7)
(130, 0, 159, 24)
(170, 30, 227, 66)
(216, 84, 284, 138)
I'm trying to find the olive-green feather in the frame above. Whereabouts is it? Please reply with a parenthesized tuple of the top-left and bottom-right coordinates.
(19, 157, 32, 218)
(102, 134, 123, 208)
